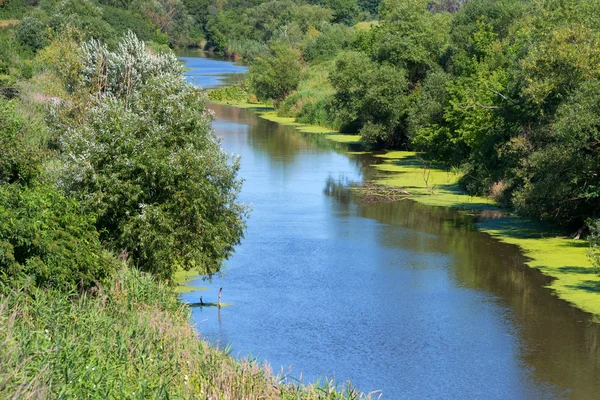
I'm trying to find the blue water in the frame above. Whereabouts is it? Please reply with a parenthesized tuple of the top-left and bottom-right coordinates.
(180, 56, 600, 399)
(180, 56, 246, 88)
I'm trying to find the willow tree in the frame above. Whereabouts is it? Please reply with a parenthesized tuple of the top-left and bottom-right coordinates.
(53, 33, 248, 281)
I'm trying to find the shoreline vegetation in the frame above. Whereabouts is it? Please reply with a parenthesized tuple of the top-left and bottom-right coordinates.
(207, 93, 600, 319)
(1, 266, 367, 399)
(0, 8, 366, 397)
(2, 0, 600, 397)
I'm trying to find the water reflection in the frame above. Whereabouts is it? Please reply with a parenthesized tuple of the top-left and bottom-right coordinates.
(325, 171, 600, 399)
(181, 57, 600, 399)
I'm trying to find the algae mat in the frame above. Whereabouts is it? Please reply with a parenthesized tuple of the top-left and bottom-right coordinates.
(373, 150, 600, 319)
(173, 269, 209, 294)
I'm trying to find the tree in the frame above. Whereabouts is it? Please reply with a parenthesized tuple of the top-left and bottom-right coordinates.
(15, 16, 48, 52)
(329, 51, 409, 147)
(53, 34, 248, 280)
(511, 81, 600, 227)
(249, 43, 302, 101)
(0, 99, 113, 292)
(372, 0, 451, 83)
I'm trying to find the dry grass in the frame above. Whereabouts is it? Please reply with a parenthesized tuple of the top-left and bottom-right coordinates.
(488, 179, 508, 202)
(0, 19, 20, 27)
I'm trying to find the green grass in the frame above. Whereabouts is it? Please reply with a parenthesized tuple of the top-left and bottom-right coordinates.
(0, 267, 369, 399)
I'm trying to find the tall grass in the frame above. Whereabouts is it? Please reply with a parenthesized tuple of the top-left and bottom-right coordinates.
(275, 61, 342, 130)
(0, 267, 370, 399)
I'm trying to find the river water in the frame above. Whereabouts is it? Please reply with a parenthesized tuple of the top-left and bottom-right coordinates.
(179, 55, 600, 399)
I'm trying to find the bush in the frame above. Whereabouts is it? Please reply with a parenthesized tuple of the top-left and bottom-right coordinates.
(302, 23, 354, 62)
(249, 43, 303, 102)
(100, 5, 161, 42)
(15, 16, 48, 53)
(0, 99, 41, 185)
(588, 219, 600, 274)
(0, 0, 29, 19)
(54, 33, 248, 281)
(297, 95, 339, 128)
(227, 39, 269, 61)
(0, 183, 115, 292)
(208, 85, 248, 103)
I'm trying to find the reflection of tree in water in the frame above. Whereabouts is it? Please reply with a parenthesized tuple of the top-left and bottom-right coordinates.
(215, 101, 600, 397)
(323, 176, 355, 205)
(332, 192, 600, 397)
(212, 103, 384, 172)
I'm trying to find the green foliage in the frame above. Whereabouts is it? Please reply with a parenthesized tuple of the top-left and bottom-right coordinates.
(0, 0, 30, 19)
(319, 0, 359, 25)
(47, 0, 115, 42)
(357, 0, 380, 16)
(100, 5, 164, 43)
(302, 23, 354, 62)
(372, 0, 451, 82)
(511, 81, 600, 226)
(208, 85, 249, 102)
(226, 39, 269, 61)
(0, 98, 112, 292)
(0, 183, 115, 292)
(296, 94, 338, 128)
(15, 16, 48, 52)
(0, 100, 41, 185)
(588, 219, 600, 273)
(330, 51, 408, 146)
(54, 34, 247, 281)
(249, 43, 303, 101)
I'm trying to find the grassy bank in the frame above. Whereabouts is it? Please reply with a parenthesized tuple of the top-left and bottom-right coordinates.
(0, 267, 366, 399)
(208, 91, 600, 320)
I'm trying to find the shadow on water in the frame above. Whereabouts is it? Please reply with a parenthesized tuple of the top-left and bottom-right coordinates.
(324, 175, 600, 399)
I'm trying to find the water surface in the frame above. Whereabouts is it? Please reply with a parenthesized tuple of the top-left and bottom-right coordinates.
(181, 57, 600, 399)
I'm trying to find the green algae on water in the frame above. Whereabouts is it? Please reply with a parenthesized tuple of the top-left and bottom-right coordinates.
(173, 268, 209, 293)
(370, 150, 600, 317)
(217, 88, 600, 319)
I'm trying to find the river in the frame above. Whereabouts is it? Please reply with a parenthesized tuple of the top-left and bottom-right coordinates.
(179, 54, 600, 399)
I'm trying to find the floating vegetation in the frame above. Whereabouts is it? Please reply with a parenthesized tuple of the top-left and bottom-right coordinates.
(350, 182, 411, 205)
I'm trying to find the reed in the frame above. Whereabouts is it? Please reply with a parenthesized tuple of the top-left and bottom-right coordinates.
(0, 267, 371, 399)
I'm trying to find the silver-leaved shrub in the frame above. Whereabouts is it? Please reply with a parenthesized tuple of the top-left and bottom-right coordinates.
(53, 33, 248, 281)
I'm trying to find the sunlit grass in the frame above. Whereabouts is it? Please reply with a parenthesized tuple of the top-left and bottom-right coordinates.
(0, 267, 371, 399)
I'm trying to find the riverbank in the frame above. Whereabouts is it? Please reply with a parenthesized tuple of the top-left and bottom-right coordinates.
(208, 95, 600, 320)
(0, 266, 365, 399)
